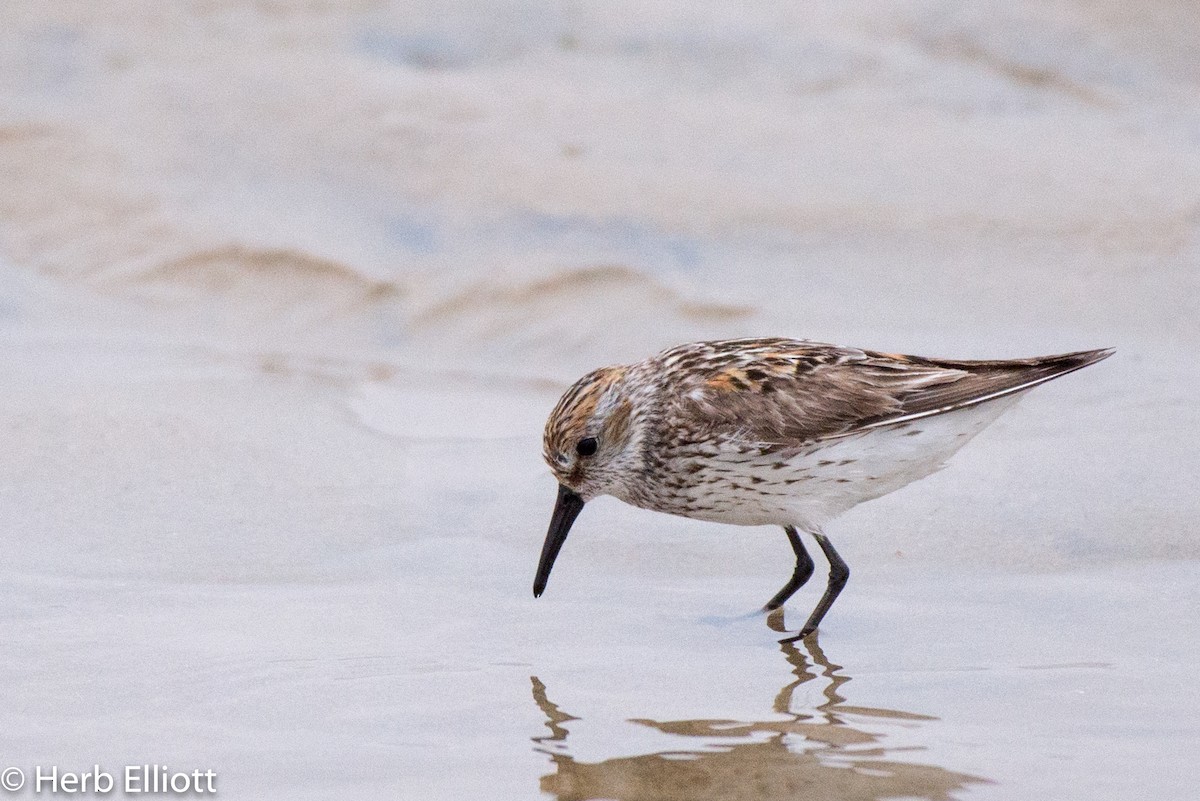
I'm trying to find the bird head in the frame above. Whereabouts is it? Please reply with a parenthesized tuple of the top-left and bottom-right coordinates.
(534, 364, 641, 597)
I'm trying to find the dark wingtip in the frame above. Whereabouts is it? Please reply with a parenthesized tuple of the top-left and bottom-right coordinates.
(1047, 346, 1115, 375)
(1078, 346, 1115, 363)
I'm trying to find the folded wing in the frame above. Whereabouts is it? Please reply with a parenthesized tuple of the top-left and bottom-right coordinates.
(663, 338, 1111, 450)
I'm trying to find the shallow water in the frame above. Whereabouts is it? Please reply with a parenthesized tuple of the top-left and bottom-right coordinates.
(2, 2, 1199, 799)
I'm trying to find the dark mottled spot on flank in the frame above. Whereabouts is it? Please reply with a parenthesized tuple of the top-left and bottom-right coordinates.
(685, 463, 703, 474)
(744, 368, 767, 382)
(772, 462, 786, 470)
(904, 430, 922, 437)
(818, 460, 834, 466)
(838, 459, 856, 466)
(749, 476, 763, 484)
(835, 478, 851, 483)
(760, 382, 776, 394)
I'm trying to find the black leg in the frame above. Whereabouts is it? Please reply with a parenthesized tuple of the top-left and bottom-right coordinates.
(781, 530, 849, 642)
(762, 525, 815, 611)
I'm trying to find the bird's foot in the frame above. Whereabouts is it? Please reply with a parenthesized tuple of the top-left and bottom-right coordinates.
(778, 626, 816, 644)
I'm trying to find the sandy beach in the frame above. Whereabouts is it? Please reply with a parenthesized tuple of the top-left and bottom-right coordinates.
(2, 2, 1198, 799)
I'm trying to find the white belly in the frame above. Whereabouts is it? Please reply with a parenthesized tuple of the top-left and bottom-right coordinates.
(668, 393, 1023, 530)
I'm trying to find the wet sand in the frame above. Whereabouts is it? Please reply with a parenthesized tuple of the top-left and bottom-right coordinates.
(2, 2, 1199, 799)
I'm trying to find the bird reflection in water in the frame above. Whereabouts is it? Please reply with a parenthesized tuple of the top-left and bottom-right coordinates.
(531, 613, 988, 801)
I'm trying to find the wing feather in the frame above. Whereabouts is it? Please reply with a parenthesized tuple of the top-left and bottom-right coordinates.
(659, 339, 1111, 450)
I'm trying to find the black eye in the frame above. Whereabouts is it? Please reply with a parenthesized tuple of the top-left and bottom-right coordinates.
(575, 437, 598, 457)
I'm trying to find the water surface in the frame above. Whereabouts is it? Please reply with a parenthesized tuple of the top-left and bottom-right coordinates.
(2, 2, 1199, 798)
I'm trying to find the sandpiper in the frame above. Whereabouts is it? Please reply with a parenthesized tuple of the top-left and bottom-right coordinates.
(533, 338, 1111, 640)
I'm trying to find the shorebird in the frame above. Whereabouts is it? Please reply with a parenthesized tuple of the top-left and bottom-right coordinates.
(533, 338, 1111, 640)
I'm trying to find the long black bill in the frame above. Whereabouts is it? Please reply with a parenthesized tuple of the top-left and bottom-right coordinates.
(533, 484, 586, 598)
